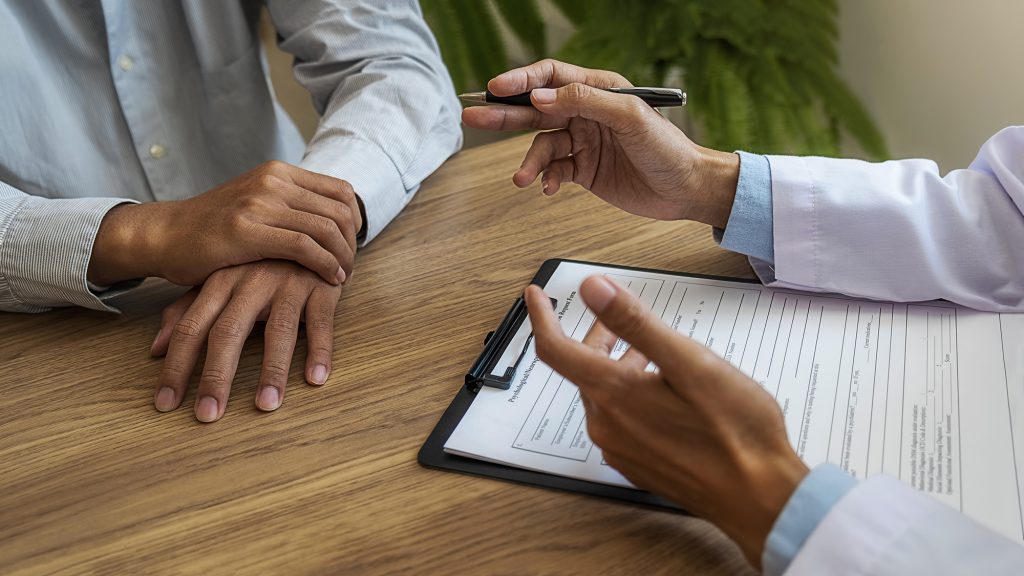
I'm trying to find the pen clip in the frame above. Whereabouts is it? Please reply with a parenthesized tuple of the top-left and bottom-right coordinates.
(466, 294, 557, 392)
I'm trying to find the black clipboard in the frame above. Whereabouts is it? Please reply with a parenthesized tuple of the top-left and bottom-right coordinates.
(418, 258, 762, 511)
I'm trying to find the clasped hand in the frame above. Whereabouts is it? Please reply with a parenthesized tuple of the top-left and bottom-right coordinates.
(88, 161, 362, 422)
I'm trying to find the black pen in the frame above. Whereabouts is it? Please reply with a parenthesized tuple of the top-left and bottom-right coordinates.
(459, 87, 686, 108)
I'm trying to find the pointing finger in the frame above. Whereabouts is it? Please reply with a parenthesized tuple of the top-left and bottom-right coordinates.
(578, 275, 709, 375)
(462, 105, 569, 132)
(525, 284, 618, 391)
(531, 83, 656, 134)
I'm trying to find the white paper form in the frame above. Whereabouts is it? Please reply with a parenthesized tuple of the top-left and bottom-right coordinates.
(444, 261, 1024, 540)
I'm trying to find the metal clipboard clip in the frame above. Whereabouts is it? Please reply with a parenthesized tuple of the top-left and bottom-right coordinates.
(466, 295, 557, 392)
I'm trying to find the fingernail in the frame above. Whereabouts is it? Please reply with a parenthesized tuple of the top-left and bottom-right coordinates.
(257, 386, 281, 411)
(154, 386, 176, 412)
(542, 179, 549, 194)
(532, 88, 556, 104)
(584, 276, 618, 313)
(196, 396, 219, 423)
(336, 266, 347, 284)
(310, 364, 328, 386)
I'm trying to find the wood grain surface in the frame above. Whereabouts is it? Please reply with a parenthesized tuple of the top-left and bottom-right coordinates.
(0, 134, 758, 575)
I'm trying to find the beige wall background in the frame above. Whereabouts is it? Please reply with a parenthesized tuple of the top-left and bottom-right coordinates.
(264, 1, 1024, 172)
(837, 0, 1024, 170)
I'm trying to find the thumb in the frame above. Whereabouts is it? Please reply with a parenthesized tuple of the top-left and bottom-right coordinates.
(530, 83, 648, 133)
(579, 275, 707, 374)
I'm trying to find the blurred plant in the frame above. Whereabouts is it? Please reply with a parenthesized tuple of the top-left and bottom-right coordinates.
(421, 0, 888, 158)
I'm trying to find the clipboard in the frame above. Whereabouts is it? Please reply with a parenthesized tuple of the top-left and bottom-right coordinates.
(418, 258, 761, 511)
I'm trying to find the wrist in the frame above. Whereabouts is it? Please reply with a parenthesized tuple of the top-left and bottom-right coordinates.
(689, 147, 740, 229)
(87, 203, 167, 285)
(714, 447, 809, 569)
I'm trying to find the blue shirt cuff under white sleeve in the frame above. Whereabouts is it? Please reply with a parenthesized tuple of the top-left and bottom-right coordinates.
(762, 464, 858, 576)
(715, 151, 775, 264)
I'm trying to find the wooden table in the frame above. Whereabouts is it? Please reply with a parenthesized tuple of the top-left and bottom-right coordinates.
(0, 134, 758, 574)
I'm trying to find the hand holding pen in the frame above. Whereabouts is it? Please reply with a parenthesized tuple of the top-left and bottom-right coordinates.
(460, 87, 685, 108)
(461, 59, 741, 230)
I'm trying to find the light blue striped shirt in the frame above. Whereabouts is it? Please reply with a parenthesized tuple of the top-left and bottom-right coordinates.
(0, 0, 461, 312)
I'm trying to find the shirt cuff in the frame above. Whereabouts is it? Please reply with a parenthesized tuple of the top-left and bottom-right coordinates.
(300, 137, 410, 245)
(0, 192, 137, 313)
(762, 463, 858, 576)
(713, 151, 775, 263)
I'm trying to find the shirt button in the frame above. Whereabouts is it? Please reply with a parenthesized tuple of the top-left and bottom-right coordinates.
(117, 55, 134, 71)
(149, 144, 167, 159)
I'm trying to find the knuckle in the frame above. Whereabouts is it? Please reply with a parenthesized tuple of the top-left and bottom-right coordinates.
(308, 308, 336, 334)
(528, 110, 544, 130)
(228, 210, 252, 233)
(614, 301, 650, 338)
(626, 96, 648, 119)
(292, 233, 317, 254)
(261, 360, 289, 380)
(201, 367, 231, 389)
(173, 317, 204, 339)
(276, 293, 304, 317)
(307, 213, 336, 239)
(310, 343, 333, 359)
(540, 58, 561, 79)
(337, 202, 353, 223)
(268, 313, 298, 336)
(263, 160, 287, 174)
(159, 362, 189, 382)
(535, 131, 557, 153)
(211, 316, 246, 342)
(238, 194, 262, 210)
(498, 107, 512, 131)
(564, 82, 588, 103)
(255, 173, 281, 190)
(529, 59, 555, 85)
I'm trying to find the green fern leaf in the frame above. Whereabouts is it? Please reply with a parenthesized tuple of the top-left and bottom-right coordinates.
(493, 0, 547, 58)
(450, 0, 507, 88)
(420, 0, 471, 91)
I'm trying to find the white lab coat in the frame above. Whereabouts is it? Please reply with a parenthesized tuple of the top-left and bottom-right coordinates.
(765, 126, 1024, 313)
(786, 477, 1024, 574)
(764, 127, 1024, 573)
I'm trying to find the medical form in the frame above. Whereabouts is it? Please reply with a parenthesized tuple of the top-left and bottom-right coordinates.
(444, 260, 1024, 541)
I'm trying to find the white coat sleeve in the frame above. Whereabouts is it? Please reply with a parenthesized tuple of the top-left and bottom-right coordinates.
(785, 476, 1024, 575)
(765, 126, 1024, 312)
